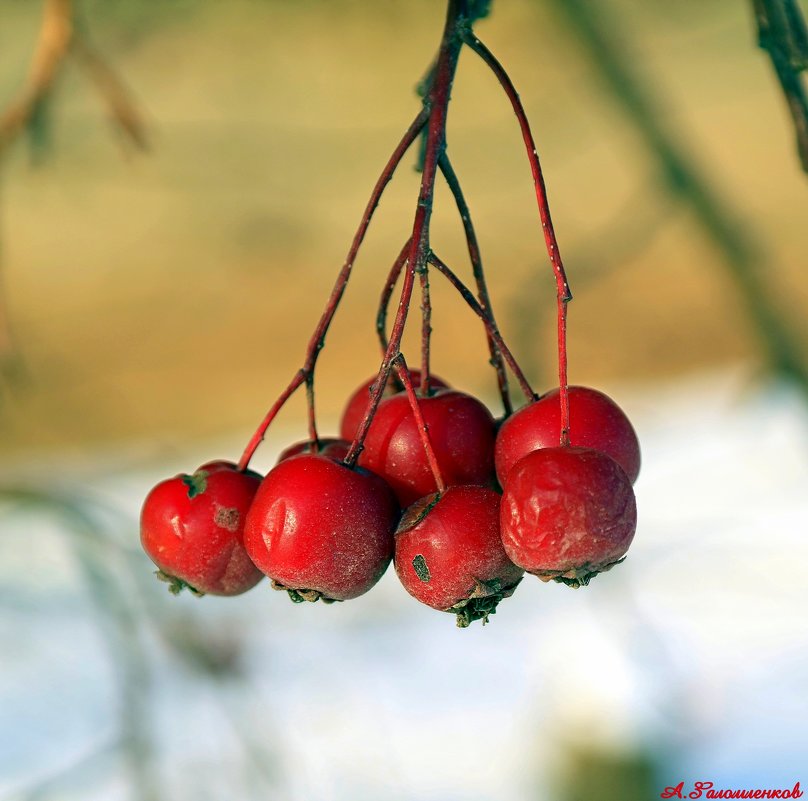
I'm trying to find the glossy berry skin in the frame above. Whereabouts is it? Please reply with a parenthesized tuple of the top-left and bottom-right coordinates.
(359, 388, 497, 508)
(500, 446, 637, 587)
(276, 438, 350, 464)
(140, 463, 263, 596)
(197, 459, 262, 480)
(340, 369, 449, 442)
(243, 454, 399, 602)
(495, 386, 641, 485)
(395, 486, 523, 627)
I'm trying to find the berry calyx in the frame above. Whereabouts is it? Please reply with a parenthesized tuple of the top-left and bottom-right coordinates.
(395, 485, 523, 627)
(495, 386, 641, 485)
(340, 369, 448, 442)
(358, 388, 496, 507)
(243, 454, 399, 602)
(140, 463, 263, 596)
(500, 446, 637, 587)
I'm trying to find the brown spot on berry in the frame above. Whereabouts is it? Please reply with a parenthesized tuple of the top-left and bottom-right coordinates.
(214, 506, 240, 532)
(412, 554, 430, 582)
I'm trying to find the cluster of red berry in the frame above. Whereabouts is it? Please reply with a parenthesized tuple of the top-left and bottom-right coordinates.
(139, 1, 641, 627)
(140, 378, 639, 626)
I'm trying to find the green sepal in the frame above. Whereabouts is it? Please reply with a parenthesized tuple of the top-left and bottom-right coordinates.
(155, 569, 204, 597)
(448, 575, 522, 628)
(270, 580, 340, 605)
(182, 470, 209, 499)
(536, 556, 627, 589)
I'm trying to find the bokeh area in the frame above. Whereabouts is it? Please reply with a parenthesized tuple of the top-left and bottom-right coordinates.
(1, 1, 807, 799)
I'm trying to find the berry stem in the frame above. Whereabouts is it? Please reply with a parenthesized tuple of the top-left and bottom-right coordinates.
(438, 152, 512, 416)
(344, 0, 467, 467)
(305, 373, 318, 449)
(428, 251, 536, 401)
(418, 260, 433, 396)
(238, 108, 429, 469)
(462, 30, 572, 445)
(393, 355, 446, 493)
(237, 370, 306, 471)
(376, 238, 411, 355)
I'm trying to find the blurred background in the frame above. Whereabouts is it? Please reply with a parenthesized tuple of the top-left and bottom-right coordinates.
(1, 0, 807, 799)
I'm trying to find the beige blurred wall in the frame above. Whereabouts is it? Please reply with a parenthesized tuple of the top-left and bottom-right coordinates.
(0, 0, 806, 456)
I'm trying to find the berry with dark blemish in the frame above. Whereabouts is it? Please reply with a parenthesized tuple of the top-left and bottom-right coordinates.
(394, 485, 523, 627)
(140, 462, 263, 596)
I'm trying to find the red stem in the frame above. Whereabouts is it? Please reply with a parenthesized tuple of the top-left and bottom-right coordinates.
(344, 0, 466, 467)
(438, 152, 512, 416)
(237, 108, 429, 470)
(238, 370, 307, 471)
(376, 239, 411, 355)
(463, 30, 572, 445)
(419, 263, 432, 396)
(305, 375, 318, 448)
(428, 252, 535, 402)
(393, 355, 445, 492)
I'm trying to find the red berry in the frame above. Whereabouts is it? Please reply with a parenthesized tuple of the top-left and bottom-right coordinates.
(276, 437, 350, 464)
(495, 386, 641, 485)
(140, 463, 263, 596)
(500, 446, 637, 587)
(395, 486, 523, 627)
(340, 369, 449, 442)
(197, 459, 237, 472)
(243, 454, 399, 602)
(197, 459, 262, 480)
(358, 388, 496, 507)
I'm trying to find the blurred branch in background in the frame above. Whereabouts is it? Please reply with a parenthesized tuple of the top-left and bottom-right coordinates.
(545, 0, 808, 394)
(752, 0, 808, 172)
(0, 0, 147, 158)
(0, 0, 147, 391)
(0, 487, 284, 801)
(0, 0, 73, 159)
(0, 488, 160, 801)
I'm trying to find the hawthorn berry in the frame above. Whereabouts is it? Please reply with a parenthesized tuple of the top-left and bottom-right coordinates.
(340, 369, 448, 442)
(140, 463, 263, 596)
(500, 446, 637, 587)
(495, 386, 641, 485)
(243, 454, 399, 602)
(358, 388, 496, 507)
(197, 459, 262, 479)
(276, 437, 350, 464)
(395, 485, 523, 627)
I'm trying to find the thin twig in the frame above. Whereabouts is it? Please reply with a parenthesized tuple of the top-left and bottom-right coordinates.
(376, 239, 412, 354)
(71, 30, 149, 151)
(753, 0, 808, 171)
(393, 355, 446, 491)
(463, 29, 572, 444)
(0, 0, 73, 157)
(0, 0, 147, 156)
(344, 0, 466, 467)
(429, 251, 535, 401)
(438, 152, 512, 415)
(418, 261, 433, 396)
(238, 110, 429, 469)
(0, 0, 148, 381)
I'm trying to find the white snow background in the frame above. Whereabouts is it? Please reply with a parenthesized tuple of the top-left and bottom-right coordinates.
(1, 369, 807, 800)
